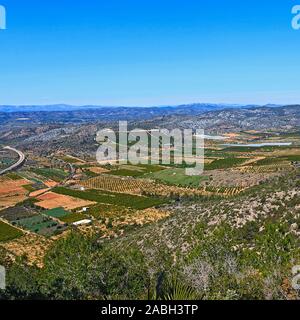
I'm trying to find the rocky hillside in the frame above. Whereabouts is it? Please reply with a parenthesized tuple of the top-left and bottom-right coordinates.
(141, 105, 300, 133)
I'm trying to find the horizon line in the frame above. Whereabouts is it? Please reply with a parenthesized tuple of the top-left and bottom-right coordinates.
(0, 102, 291, 109)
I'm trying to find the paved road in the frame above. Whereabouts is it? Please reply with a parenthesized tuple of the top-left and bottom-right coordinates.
(0, 146, 25, 175)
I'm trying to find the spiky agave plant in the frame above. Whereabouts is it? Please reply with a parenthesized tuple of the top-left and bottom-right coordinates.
(163, 276, 202, 300)
(152, 274, 202, 300)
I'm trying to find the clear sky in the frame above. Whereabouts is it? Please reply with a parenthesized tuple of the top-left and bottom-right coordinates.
(0, 0, 299, 106)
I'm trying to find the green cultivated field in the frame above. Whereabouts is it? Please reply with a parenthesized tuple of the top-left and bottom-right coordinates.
(22, 184, 36, 192)
(44, 207, 70, 218)
(60, 212, 86, 224)
(254, 155, 300, 166)
(205, 157, 248, 170)
(6, 173, 23, 180)
(86, 203, 129, 219)
(0, 221, 23, 242)
(106, 164, 165, 177)
(53, 187, 167, 210)
(14, 215, 54, 231)
(13, 214, 67, 236)
(107, 168, 146, 177)
(31, 168, 68, 182)
(146, 167, 208, 187)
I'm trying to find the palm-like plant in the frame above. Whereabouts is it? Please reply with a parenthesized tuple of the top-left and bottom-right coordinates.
(152, 274, 202, 300)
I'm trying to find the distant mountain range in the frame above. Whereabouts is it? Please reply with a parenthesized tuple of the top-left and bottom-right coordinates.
(0, 103, 284, 125)
(0, 103, 281, 114)
(1, 103, 298, 133)
(139, 104, 300, 133)
(0, 104, 299, 152)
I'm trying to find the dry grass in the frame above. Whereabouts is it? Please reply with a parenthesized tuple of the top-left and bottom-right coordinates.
(86, 167, 110, 174)
(0, 233, 52, 267)
(115, 208, 171, 227)
(200, 169, 281, 188)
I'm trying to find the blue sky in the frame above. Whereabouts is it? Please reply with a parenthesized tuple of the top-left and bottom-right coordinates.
(0, 0, 299, 106)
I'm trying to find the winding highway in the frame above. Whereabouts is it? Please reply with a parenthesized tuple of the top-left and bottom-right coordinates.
(0, 146, 25, 175)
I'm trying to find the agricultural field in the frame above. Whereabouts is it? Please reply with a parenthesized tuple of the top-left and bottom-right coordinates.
(6, 172, 23, 180)
(81, 174, 156, 194)
(80, 166, 267, 199)
(0, 221, 23, 242)
(59, 212, 87, 224)
(0, 177, 31, 196)
(31, 168, 69, 182)
(85, 203, 129, 220)
(61, 155, 86, 164)
(0, 206, 40, 222)
(106, 164, 165, 177)
(29, 188, 51, 198)
(204, 157, 248, 170)
(0, 149, 18, 170)
(1, 125, 300, 299)
(43, 207, 86, 224)
(22, 184, 37, 192)
(0, 177, 32, 210)
(53, 187, 168, 210)
(0, 158, 15, 170)
(253, 155, 300, 166)
(141, 182, 245, 198)
(85, 166, 110, 174)
(17, 170, 48, 185)
(145, 167, 209, 188)
(35, 192, 96, 210)
(12, 214, 67, 237)
(43, 207, 70, 219)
